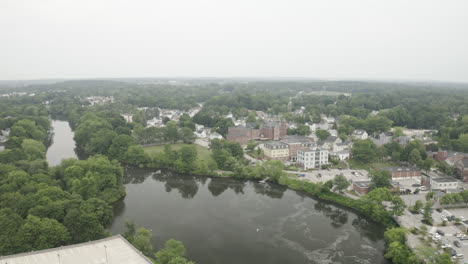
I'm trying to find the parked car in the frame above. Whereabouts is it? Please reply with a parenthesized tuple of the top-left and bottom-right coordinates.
(442, 244, 452, 249)
(419, 209, 425, 214)
(436, 208, 443, 213)
(441, 215, 448, 221)
(412, 184, 421, 187)
(437, 230, 445, 236)
(432, 235, 441, 241)
(454, 240, 462, 247)
(460, 216, 465, 221)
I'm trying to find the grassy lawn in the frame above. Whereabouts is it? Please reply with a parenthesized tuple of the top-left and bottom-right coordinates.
(143, 143, 213, 162)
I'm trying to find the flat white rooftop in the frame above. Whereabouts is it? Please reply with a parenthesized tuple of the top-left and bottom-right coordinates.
(0, 235, 153, 264)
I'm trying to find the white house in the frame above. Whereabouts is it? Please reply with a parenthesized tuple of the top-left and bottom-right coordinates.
(320, 136, 343, 151)
(331, 150, 350, 161)
(352, 130, 368, 140)
(329, 129, 338, 137)
(297, 148, 329, 169)
(209, 132, 224, 140)
(146, 117, 164, 127)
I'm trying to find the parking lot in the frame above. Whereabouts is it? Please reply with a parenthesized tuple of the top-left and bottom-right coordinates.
(287, 168, 370, 186)
(428, 223, 468, 262)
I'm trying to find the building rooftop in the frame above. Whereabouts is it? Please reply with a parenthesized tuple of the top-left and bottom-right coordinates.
(431, 177, 458, 183)
(264, 141, 288, 147)
(0, 235, 153, 264)
(353, 180, 399, 188)
(383, 166, 421, 172)
(280, 135, 314, 144)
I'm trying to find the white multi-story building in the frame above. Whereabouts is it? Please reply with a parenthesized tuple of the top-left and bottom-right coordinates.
(297, 148, 329, 169)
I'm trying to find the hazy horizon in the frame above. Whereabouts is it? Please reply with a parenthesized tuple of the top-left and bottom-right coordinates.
(2, 0, 468, 82)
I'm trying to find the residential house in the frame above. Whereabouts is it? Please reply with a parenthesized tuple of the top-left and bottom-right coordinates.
(315, 120, 329, 131)
(394, 136, 412, 146)
(331, 150, 350, 160)
(352, 130, 368, 140)
(297, 147, 329, 169)
(328, 129, 338, 137)
(371, 132, 393, 146)
(320, 136, 343, 151)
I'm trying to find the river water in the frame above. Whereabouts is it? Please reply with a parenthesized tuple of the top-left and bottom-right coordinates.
(46, 120, 78, 166)
(109, 169, 390, 264)
(46, 121, 389, 264)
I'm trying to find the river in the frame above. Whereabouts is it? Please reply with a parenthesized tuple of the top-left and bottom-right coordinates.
(110, 169, 390, 264)
(46, 120, 78, 166)
(46, 121, 389, 264)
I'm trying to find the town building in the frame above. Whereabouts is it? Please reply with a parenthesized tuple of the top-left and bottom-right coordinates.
(280, 135, 314, 161)
(0, 235, 153, 264)
(297, 147, 329, 169)
(430, 177, 459, 190)
(455, 158, 468, 182)
(263, 141, 290, 161)
(383, 166, 422, 180)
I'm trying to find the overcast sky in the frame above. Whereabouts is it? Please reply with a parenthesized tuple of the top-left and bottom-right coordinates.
(1, 0, 467, 82)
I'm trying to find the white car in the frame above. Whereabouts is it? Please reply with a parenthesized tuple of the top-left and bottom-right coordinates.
(441, 215, 448, 221)
(460, 216, 465, 221)
(432, 235, 441, 241)
(442, 244, 452, 249)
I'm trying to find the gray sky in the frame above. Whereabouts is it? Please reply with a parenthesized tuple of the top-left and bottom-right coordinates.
(1, 0, 467, 82)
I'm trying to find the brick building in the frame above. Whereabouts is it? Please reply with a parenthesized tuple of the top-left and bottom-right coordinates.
(226, 126, 260, 144)
(227, 121, 287, 144)
(260, 121, 287, 140)
(353, 180, 400, 195)
(280, 135, 314, 161)
(383, 166, 422, 180)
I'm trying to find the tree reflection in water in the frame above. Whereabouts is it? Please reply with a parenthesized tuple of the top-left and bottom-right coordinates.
(152, 171, 199, 199)
(252, 182, 287, 199)
(314, 201, 348, 228)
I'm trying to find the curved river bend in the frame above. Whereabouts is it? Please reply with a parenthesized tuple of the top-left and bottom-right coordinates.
(46, 120, 389, 264)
